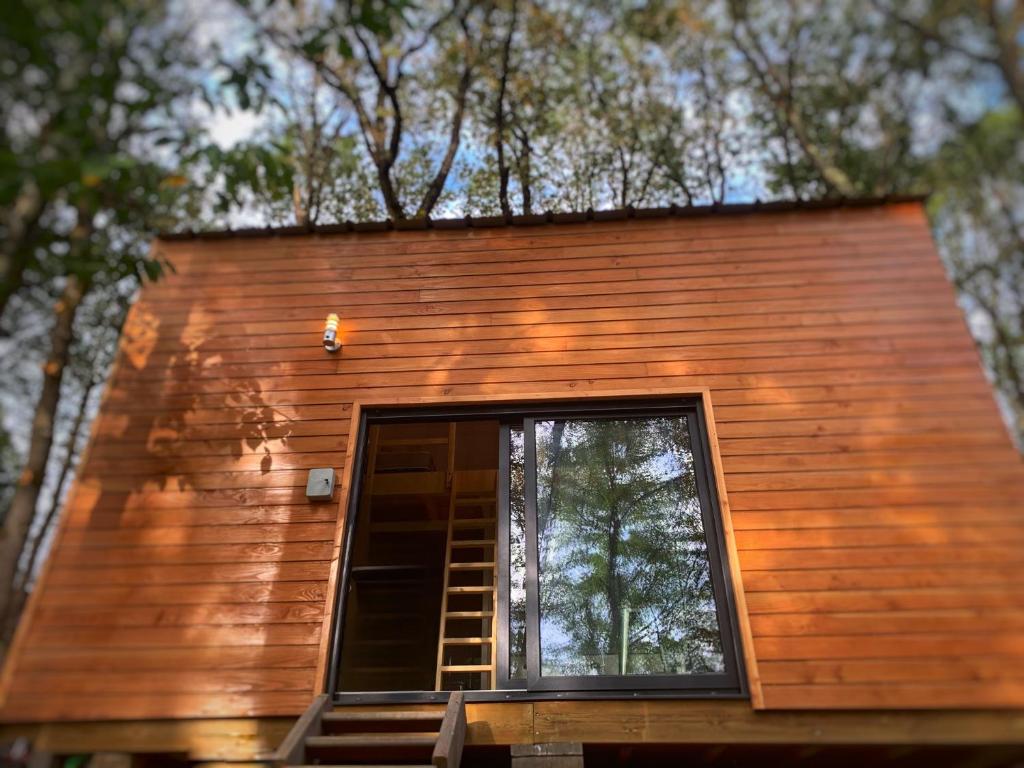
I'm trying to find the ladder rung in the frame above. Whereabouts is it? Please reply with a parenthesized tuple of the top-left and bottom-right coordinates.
(444, 611, 494, 618)
(455, 497, 495, 505)
(440, 664, 491, 672)
(450, 539, 495, 547)
(447, 586, 493, 593)
(442, 637, 491, 645)
(448, 562, 496, 570)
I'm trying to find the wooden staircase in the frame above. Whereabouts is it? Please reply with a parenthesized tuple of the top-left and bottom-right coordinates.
(274, 691, 466, 768)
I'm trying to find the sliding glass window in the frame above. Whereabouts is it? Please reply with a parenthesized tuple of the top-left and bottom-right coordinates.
(499, 401, 742, 694)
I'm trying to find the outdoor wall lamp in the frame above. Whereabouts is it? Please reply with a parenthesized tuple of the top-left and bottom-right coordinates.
(323, 313, 342, 353)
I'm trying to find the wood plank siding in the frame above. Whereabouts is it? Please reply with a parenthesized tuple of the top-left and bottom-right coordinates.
(2, 201, 1023, 723)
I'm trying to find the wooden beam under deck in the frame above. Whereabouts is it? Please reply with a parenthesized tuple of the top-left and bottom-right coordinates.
(5, 702, 1023, 761)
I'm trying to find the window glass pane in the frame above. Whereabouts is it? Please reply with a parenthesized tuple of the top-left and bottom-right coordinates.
(508, 426, 527, 681)
(534, 416, 724, 677)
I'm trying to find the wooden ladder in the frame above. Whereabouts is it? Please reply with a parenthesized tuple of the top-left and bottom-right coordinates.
(434, 427, 498, 691)
(274, 691, 466, 768)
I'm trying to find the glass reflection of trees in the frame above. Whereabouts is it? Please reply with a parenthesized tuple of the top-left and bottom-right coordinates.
(508, 427, 527, 681)
(533, 417, 724, 678)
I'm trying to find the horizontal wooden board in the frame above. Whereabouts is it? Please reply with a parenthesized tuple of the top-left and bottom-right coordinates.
(753, 634, 1024, 660)
(147, 253, 942, 306)
(4, 202, 1023, 723)
(59, 522, 338, 547)
(732, 506, 1024, 530)
(31, 601, 324, 628)
(113, 333, 975, 387)
(529, 698, 1024, 744)
(83, 378, 990, 435)
(97, 366, 994, 413)
(738, 545, 1024, 571)
(132, 272, 956, 324)
(62, 505, 340, 530)
(23, 623, 322, 648)
(53, 541, 334, 567)
(6, 716, 294, 762)
(1, 693, 312, 721)
(126, 320, 973, 376)
(34, 581, 328, 607)
(735, 525, 1024, 550)
(139, 292, 964, 341)
(44, 561, 331, 586)
(7, 668, 317, 695)
(160, 220, 930, 272)
(15, 645, 320, 672)
(746, 587, 1024, 614)
(742, 566, 1024, 592)
(761, 682, 1024, 709)
(750, 610, 1024, 637)
(759, 658, 1024, 685)
(138, 292, 962, 341)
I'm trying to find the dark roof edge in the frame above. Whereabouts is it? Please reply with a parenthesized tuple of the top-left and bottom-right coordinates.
(157, 194, 928, 242)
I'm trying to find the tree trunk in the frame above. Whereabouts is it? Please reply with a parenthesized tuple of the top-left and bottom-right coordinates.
(983, 0, 1024, 114)
(0, 273, 87, 637)
(494, 0, 519, 219)
(514, 131, 533, 215)
(0, 179, 44, 322)
(415, 62, 473, 218)
(2, 372, 97, 642)
(374, 157, 407, 220)
(773, 99, 858, 196)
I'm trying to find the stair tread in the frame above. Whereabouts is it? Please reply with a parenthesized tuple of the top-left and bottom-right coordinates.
(324, 711, 443, 722)
(306, 733, 437, 746)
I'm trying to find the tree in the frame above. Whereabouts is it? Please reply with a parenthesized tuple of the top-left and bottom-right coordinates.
(241, 0, 491, 220)
(195, 82, 382, 227)
(723, 0, 929, 198)
(929, 108, 1024, 441)
(1, 281, 132, 639)
(0, 0, 200, 639)
(534, 417, 724, 677)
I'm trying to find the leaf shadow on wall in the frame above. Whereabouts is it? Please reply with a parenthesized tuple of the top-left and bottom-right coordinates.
(28, 257, 338, 718)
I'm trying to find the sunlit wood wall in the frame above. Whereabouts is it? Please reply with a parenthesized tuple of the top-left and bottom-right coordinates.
(2, 201, 1022, 722)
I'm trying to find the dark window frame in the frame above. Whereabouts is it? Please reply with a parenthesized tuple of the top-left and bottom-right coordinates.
(327, 398, 748, 705)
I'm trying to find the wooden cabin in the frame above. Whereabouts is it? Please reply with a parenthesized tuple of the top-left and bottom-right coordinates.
(2, 197, 1023, 766)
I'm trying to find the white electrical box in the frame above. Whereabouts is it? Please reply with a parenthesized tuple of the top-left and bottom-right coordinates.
(306, 468, 336, 501)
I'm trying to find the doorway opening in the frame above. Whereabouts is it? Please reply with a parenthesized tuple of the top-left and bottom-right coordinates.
(337, 418, 500, 692)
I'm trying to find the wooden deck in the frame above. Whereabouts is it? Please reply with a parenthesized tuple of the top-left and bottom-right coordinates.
(4, 701, 1024, 761)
